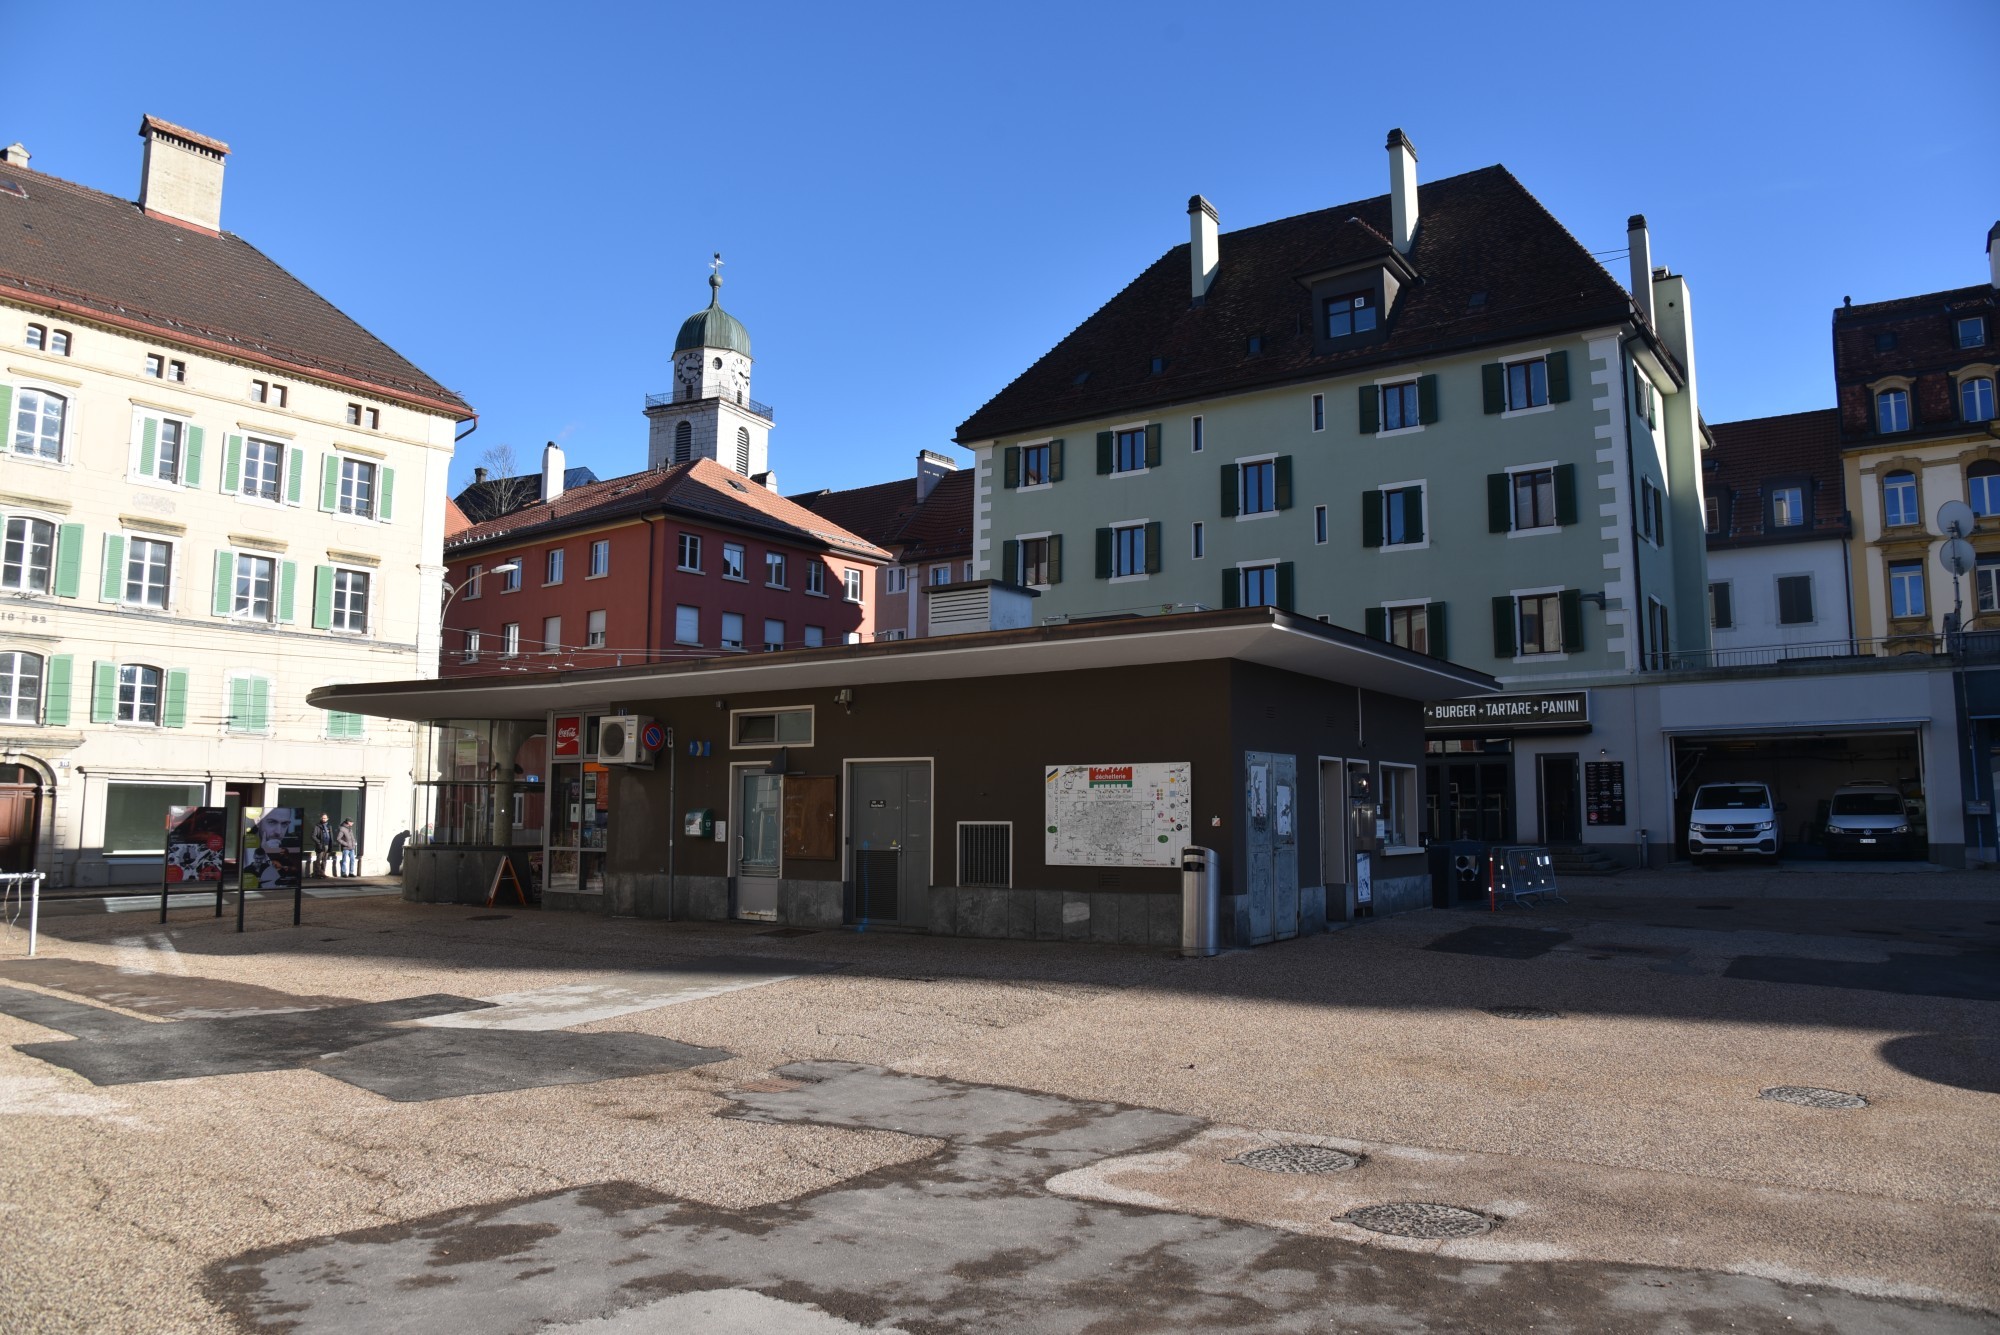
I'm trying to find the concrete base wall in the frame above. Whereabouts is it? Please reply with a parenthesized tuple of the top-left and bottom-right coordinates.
(778, 879, 844, 928)
(928, 887, 1179, 946)
(1368, 873, 1430, 917)
(542, 890, 603, 914)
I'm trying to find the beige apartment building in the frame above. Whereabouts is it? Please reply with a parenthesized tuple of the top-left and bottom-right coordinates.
(0, 118, 471, 885)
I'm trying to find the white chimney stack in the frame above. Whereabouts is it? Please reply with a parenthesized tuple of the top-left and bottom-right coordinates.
(1627, 214, 1656, 327)
(1188, 195, 1219, 304)
(1387, 128, 1419, 254)
(0, 143, 29, 170)
(541, 441, 565, 503)
(1988, 221, 1999, 290)
(136, 115, 228, 232)
(916, 448, 956, 502)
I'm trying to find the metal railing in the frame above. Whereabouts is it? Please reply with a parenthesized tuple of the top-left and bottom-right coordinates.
(643, 388, 775, 420)
(1656, 633, 1950, 673)
(2, 872, 45, 956)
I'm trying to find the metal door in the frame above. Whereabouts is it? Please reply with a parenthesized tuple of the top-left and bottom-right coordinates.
(1242, 751, 1297, 944)
(849, 762, 930, 925)
(735, 768, 782, 918)
(1319, 759, 1346, 899)
(1540, 754, 1582, 844)
(0, 784, 37, 874)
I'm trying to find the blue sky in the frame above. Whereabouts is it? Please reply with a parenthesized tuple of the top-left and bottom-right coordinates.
(8, 0, 1996, 495)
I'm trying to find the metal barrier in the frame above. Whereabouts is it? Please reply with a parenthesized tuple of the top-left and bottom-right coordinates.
(1, 872, 45, 957)
(1486, 846, 1566, 910)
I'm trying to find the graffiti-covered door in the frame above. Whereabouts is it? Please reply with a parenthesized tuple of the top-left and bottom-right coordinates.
(1242, 752, 1299, 945)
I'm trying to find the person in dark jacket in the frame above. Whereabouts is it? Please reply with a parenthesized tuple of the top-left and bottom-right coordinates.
(336, 819, 358, 877)
(312, 814, 333, 879)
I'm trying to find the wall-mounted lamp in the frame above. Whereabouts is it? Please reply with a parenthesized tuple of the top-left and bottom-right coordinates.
(833, 688, 854, 712)
(766, 746, 789, 776)
(714, 699, 728, 711)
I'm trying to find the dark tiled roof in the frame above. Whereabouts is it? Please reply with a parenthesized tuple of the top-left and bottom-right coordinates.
(454, 466, 602, 523)
(956, 165, 1635, 443)
(449, 459, 890, 562)
(0, 158, 471, 415)
(1704, 409, 1848, 550)
(1832, 280, 1997, 443)
(793, 468, 974, 560)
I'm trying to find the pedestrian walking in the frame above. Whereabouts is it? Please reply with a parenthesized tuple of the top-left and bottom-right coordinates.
(312, 814, 333, 879)
(336, 819, 358, 878)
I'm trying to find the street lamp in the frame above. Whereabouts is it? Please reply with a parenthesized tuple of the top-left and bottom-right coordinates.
(439, 561, 518, 658)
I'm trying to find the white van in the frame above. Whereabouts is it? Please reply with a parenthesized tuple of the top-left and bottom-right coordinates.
(1824, 782, 1917, 859)
(1687, 782, 1781, 862)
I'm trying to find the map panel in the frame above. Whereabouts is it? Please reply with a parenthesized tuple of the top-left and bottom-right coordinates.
(1044, 763, 1192, 868)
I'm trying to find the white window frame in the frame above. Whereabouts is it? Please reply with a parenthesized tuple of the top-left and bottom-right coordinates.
(463, 628, 482, 663)
(124, 534, 175, 610)
(1505, 460, 1562, 537)
(498, 561, 523, 593)
(329, 565, 371, 635)
(1014, 530, 1054, 588)
(335, 454, 380, 521)
(1378, 762, 1418, 853)
(586, 609, 607, 648)
(589, 539, 611, 578)
(843, 568, 863, 603)
(1888, 562, 1925, 620)
(1377, 478, 1429, 551)
(1237, 560, 1279, 608)
(1881, 471, 1919, 528)
(1191, 414, 1204, 453)
(502, 622, 521, 657)
(1314, 504, 1328, 546)
(763, 618, 785, 652)
(232, 551, 278, 622)
(1017, 436, 1055, 491)
(721, 542, 747, 582)
(1109, 520, 1149, 583)
(729, 705, 814, 750)
(884, 566, 908, 595)
(1108, 421, 1150, 476)
(1235, 453, 1280, 521)
(677, 532, 703, 573)
(1310, 394, 1325, 433)
(1511, 584, 1568, 662)
(720, 610, 745, 651)
(0, 512, 58, 596)
(0, 649, 44, 724)
(1957, 316, 1987, 349)
(1500, 349, 1555, 418)
(806, 561, 826, 597)
(240, 435, 287, 504)
(10, 383, 72, 465)
(542, 615, 562, 653)
(1382, 598, 1430, 655)
(115, 662, 165, 727)
(463, 563, 484, 600)
(129, 410, 190, 487)
(929, 564, 950, 586)
(1191, 520, 1205, 560)
(1374, 374, 1426, 438)
(544, 547, 564, 585)
(766, 550, 788, 589)
(674, 604, 700, 646)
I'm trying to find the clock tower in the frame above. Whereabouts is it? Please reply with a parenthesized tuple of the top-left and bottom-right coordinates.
(645, 256, 773, 480)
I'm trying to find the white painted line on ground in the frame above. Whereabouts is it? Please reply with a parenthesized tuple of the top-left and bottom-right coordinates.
(415, 966, 805, 1032)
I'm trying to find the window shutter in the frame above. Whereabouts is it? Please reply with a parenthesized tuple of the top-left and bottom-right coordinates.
(319, 455, 340, 511)
(213, 550, 235, 617)
(227, 676, 247, 731)
(1555, 463, 1579, 526)
(1560, 588, 1584, 651)
(378, 467, 395, 521)
(138, 417, 157, 478)
(99, 534, 126, 603)
(1094, 529, 1112, 579)
(1144, 423, 1162, 468)
(1482, 363, 1506, 414)
(1358, 385, 1379, 435)
(1047, 534, 1062, 584)
(1364, 606, 1386, 640)
(1218, 463, 1239, 517)
(1487, 473, 1511, 532)
(249, 677, 271, 732)
(1144, 520, 1162, 574)
(286, 447, 305, 505)
(1547, 349, 1571, 403)
(1049, 439, 1065, 482)
(183, 425, 204, 487)
(43, 654, 71, 727)
(1491, 596, 1517, 658)
(1361, 491, 1383, 548)
(223, 434, 243, 493)
(1273, 456, 1293, 510)
(1095, 431, 1113, 475)
(1001, 539, 1019, 581)
(1407, 488, 1425, 544)
(1418, 374, 1439, 424)
(90, 661, 116, 723)
(0, 388, 10, 438)
(1221, 569, 1240, 610)
(1275, 561, 1294, 612)
(1427, 602, 1448, 659)
(312, 564, 336, 629)
(278, 560, 298, 622)
(53, 523, 83, 598)
(1002, 445, 1020, 489)
(163, 668, 188, 729)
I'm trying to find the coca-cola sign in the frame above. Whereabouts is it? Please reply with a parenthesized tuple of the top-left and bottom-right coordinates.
(554, 715, 582, 757)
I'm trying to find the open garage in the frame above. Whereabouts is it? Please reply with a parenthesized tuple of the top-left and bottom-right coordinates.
(1671, 725, 1928, 861)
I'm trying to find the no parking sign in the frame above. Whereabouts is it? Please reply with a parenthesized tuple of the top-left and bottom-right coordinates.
(641, 722, 666, 753)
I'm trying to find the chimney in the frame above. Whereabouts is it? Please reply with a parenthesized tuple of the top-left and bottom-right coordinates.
(473, 466, 489, 485)
(1627, 214, 1656, 327)
(0, 143, 28, 170)
(1188, 195, 1219, 304)
(137, 115, 228, 232)
(916, 448, 957, 502)
(754, 469, 779, 492)
(1989, 221, 1999, 289)
(1386, 129, 1419, 254)
(541, 441, 566, 503)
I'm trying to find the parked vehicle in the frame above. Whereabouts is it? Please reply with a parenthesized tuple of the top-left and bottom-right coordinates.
(1824, 781, 1917, 859)
(1687, 782, 1781, 862)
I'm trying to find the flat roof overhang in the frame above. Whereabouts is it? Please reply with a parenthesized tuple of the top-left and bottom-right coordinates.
(311, 607, 1501, 723)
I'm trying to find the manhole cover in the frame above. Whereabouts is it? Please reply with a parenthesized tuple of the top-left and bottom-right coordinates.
(1227, 1144, 1361, 1174)
(1760, 1085, 1868, 1110)
(1486, 1005, 1562, 1020)
(1340, 1202, 1494, 1239)
(468, 914, 510, 921)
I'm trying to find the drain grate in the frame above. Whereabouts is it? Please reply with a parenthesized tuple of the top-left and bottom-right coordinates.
(1340, 1202, 1494, 1239)
(1486, 1005, 1562, 1020)
(1227, 1144, 1361, 1174)
(1760, 1085, 1868, 1110)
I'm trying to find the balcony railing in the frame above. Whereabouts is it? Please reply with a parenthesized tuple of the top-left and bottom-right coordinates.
(1654, 633, 1961, 674)
(644, 387, 774, 420)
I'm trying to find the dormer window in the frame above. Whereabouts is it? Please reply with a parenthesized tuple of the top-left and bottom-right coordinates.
(1876, 389, 1909, 434)
(1959, 316, 1988, 349)
(1325, 293, 1376, 338)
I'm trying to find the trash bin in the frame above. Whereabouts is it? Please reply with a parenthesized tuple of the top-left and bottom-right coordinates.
(1180, 845, 1219, 957)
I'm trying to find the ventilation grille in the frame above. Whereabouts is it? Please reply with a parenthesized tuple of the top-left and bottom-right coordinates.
(854, 848, 900, 920)
(957, 822, 1011, 888)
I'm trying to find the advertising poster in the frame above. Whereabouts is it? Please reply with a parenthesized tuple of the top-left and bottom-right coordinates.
(239, 807, 305, 891)
(164, 806, 229, 883)
(1044, 763, 1191, 868)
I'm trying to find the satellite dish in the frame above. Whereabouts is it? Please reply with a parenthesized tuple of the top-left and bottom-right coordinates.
(1939, 537, 1976, 577)
(1937, 499, 1977, 538)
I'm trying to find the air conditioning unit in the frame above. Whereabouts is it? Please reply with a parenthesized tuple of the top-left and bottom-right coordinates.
(597, 714, 653, 765)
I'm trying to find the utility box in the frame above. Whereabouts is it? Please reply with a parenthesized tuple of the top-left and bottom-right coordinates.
(683, 808, 713, 839)
(1180, 845, 1220, 957)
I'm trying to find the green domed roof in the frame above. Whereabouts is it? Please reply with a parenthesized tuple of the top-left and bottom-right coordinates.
(674, 273, 751, 356)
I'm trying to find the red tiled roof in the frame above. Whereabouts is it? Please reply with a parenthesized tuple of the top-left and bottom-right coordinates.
(1704, 409, 1848, 549)
(0, 157, 471, 416)
(793, 467, 973, 561)
(449, 459, 891, 562)
(443, 498, 473, 539)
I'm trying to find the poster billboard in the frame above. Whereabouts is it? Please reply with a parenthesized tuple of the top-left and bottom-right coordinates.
(1044, 763, 1191, 868)
(164, 806, 229, 883)
(240, 807, 305, 891)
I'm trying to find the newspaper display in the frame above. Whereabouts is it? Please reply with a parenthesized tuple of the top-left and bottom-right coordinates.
(1044, 762, 1191, 868)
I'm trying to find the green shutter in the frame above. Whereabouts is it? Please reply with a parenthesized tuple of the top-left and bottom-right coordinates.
(162, 668, 188, 729)
(1492, 596, 1517, 658)
(1427, 602, 1448, 659)
(99, 534, 125, 602)
(1273, 456, 1293, 510)
(1047, 533, 1063, 584)
(90, 661, 116, 723)
(1547, 350, 1571, 403)
(329, 710, 362, 740)
(1048, 439, 1064, 482)
(1144, 423, 1162, 469)
(1002, 445, 1020, 489)
(1365, 607, 1386, 640)
(1482, 363, 1506, 414)
(1358, 385, 1379, 435)
(227, 676, 247, 732)
(1560, 588, 1584, 652)
(0, 387, 10, 442)
(1418, 374, 1439, 425)
(249, 677, 270, 732)
(1096, 431, 1113, 474)
(138, 417, 157, 478)
(1275, 561, 1294, 613)
(278, 560, 298, 622)
(1487, 473, 1511, 532)
(1362, 492, 1383, 548)
(43, 654, 71, 726)
(1094, 528, 1112, 580)
(1219, 463, 1239, 518)
(222, 434, 243, 493)
(53, 523, 83, 598)
(312, 564, 335, 629)
(1221, 569, 1240, 610)
(1407, 486, 1425, 544)
(1555, 463, 1579, 527)
(378, 467, 395, 521)
(287, 447, 305, 504)
(319, 454, 339, 511)
(1001, 538, 1019, 581)
(213, 550, 235, 617)
(183, 425, 204, 487)
(1144, 520, 1162, 574)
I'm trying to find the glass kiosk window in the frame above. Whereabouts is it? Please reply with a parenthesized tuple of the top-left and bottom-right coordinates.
(546, 715, 610, 895)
